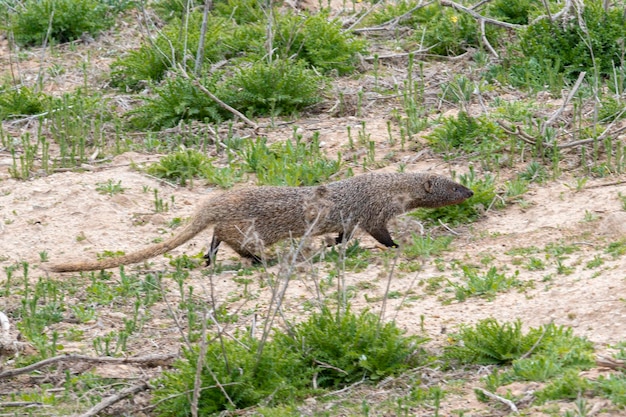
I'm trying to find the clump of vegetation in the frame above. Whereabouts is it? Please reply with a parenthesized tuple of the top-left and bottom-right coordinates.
(9, 0, 118, 46)
(445, 319, 538, 365)
(128, 76, 225, 130)
(445, 319, 594, 368)
(427, 112, 506, 158)
(152, 0, 205, 20)
(146, 148, 214, 186)
(153, 335, 311, 416)
(281, 305, 427, 387)
(146, 133, 341, 187)
(111, 13, 236, 90)
(293, 11, 367, 75)
(153, 305, 426, 415)
(0, 85, 47, 119)
(507, 2, 626, 87)
(315, 240, 371, 273)
(241, 134, 341, 186)
(487, 0, 542, 25)
(111, 8, 364, 93)
(220, 58, 323, 117)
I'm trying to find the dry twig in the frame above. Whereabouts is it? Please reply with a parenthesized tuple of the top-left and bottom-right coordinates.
(0, 353, 177, 380)
(438, 0, 521, 57)
(476, 387, 519, 414)
(596, 355, 626, 371)
(76, 382, 150, 417)
(177, 66, 259, 130)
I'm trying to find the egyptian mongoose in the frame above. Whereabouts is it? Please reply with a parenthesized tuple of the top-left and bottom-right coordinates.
(45, 172, 473, 272)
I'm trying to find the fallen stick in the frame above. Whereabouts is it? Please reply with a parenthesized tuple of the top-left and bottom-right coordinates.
(76, 382, 150, 417)
(0, 353, 177, 379)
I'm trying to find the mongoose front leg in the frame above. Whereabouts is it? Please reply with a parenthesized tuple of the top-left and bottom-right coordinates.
(366, 226, 399, 248)
(204, 235, 221, 266)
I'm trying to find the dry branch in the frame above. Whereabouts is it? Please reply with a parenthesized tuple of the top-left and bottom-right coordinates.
(76, 382, 150, 417)
(596, 355, 626, 371)
(177, 66, 259, 130)
(439, 0, 521, 57)
(439, 0, 522, 29)
(0, 401, 46, 408)
(475, 387, 519, 414)
(540, 71, 586, 136)
(531, 0, 573, 24)
(0, 353, 177, 380)
(352, 0, 435, 32)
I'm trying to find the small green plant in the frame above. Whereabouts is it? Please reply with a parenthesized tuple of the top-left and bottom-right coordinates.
(585, 255, 603, 269)
(526, 256, 545, 271)
(440, 75, 474, 110)
(487, 0, 541, 24)
(95, 179, 125, 196)
(618, 192, 626, 211)
(444, 319, 535, 365)
(596, 373, 626, 406)
(294, 11, 367, 75)
(599, 96, 626, 123)
(403, 234, 453, 259)
(0, 85, 47, 119)
(152, 0, 205, 20)
(427, 112, 504, 157)
(413, 5, 500, 56)
(153, 189, 167, 213)
(316, 240, 371, 273)
(111, 12, 235, 90)
(147, 148, 212, 186)
(606, 238, 626, 258)
(518, 161, 548, 183)
(70, 305, 97, 323)
(534, 369, 591, 404)
(504, 177, 529, 200)
(451, 266, 522, 301)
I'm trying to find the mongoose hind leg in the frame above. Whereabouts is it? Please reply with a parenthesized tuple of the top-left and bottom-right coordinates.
(366, 226, 399, 248)
(231, 245, 263, 265)
(331, 226, 357, 246)
(204, 235, 221, 266)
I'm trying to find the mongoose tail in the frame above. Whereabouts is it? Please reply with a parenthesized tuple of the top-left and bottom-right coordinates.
(44, 200, 219, 273)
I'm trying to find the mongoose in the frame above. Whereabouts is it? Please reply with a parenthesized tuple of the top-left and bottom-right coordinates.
(45, 172, 473, 272)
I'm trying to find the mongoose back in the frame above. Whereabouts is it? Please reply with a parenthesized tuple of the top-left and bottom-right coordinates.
(45, 172, 473, 272)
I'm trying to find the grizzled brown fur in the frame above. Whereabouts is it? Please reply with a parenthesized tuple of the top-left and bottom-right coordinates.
(45, 172, 473, 272)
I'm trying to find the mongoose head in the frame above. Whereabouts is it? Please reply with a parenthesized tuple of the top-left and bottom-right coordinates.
(413, 175, 474, 208)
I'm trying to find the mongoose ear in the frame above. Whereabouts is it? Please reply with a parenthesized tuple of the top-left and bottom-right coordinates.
(315, 185, 329, 199)
(424, 179, 433, 193)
